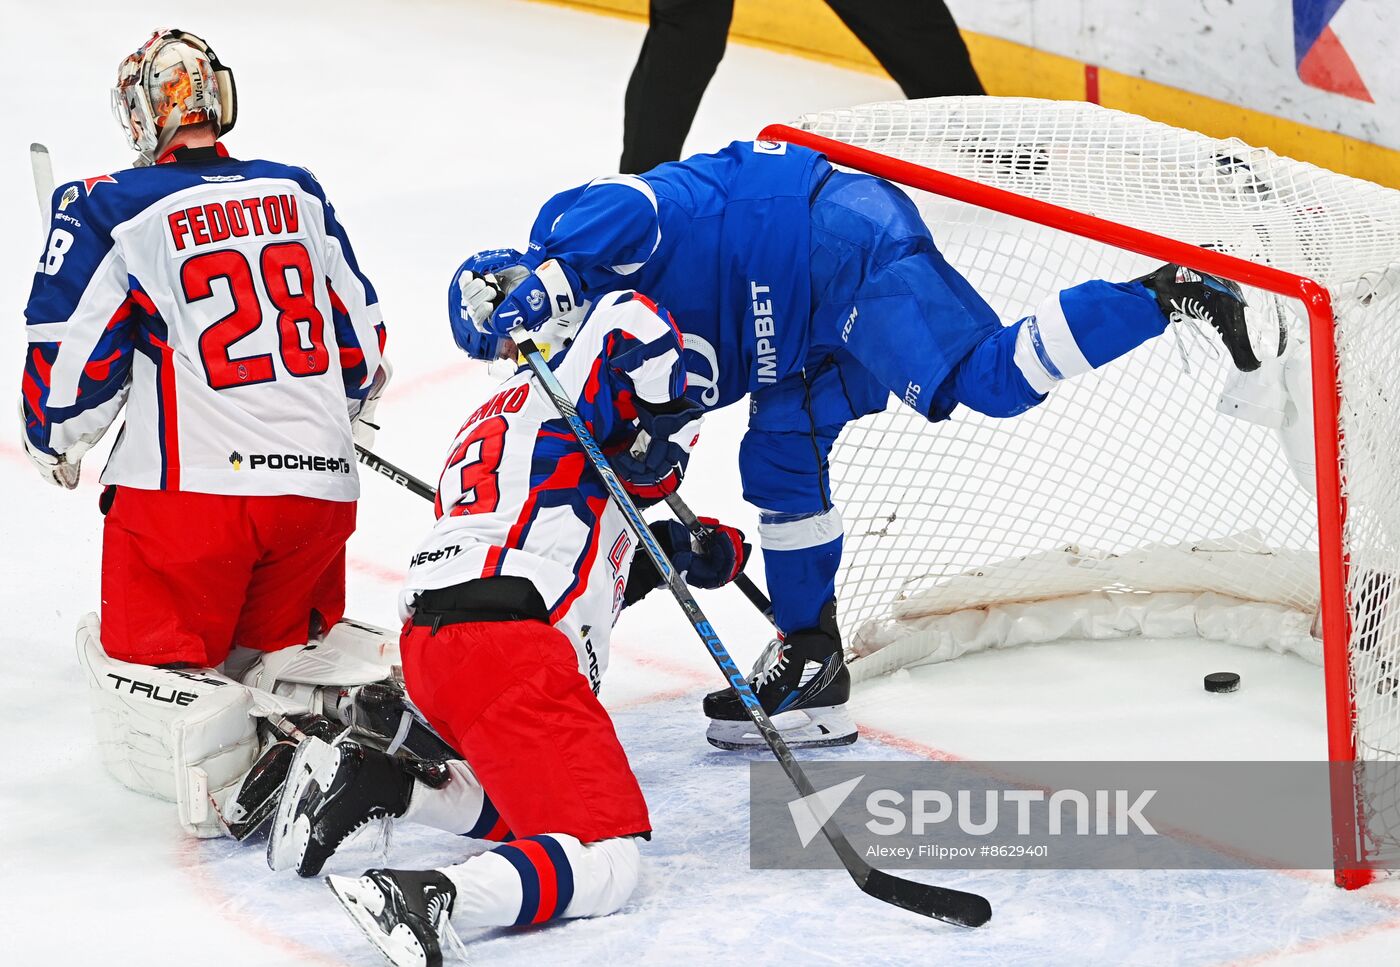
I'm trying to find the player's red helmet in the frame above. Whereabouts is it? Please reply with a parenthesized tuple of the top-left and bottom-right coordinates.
(112, 29, 238, 165)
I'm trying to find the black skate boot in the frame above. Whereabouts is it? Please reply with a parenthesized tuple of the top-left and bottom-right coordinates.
(702, 601, 857, 750)
(335, 679, 463, 763)
(267, 735, 420, 877)
(224, 714, 341, 841)
(1136, 263, 1278, 372)
(327, 868, 463, 967)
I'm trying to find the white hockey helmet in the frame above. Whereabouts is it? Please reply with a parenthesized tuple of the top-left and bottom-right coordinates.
(112, 29, 237, 165)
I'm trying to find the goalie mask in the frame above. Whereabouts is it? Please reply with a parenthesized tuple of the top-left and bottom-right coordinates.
(112, 29, 238, 166)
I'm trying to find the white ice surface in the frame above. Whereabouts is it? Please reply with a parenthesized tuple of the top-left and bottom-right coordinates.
(3, 0, 1400, 963)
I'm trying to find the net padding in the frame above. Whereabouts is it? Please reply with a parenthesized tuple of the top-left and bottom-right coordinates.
(786, 98, 1400, 863)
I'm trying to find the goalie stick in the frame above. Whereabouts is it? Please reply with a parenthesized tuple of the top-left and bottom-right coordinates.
(511, 329, 992, 928)
(355, 444, 436, 501)
(30, 143, 53, 233)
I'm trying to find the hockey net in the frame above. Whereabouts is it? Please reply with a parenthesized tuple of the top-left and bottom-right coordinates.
(759, 98, 1400, 886)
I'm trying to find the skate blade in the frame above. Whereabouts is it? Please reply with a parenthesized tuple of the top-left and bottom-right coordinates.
(706, 706, 859, 751)
(225, 790, 279, 842)
(226, 741, 297, 841)
(327, 876, 435, 967)
(266, 736, 338, 872)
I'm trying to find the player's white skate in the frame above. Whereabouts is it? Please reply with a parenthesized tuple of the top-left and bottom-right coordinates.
(327, 868, 465, 967)
(702, 603, 858, 750)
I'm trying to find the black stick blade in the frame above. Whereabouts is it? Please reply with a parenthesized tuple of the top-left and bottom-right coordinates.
(861, 869, 992, 928)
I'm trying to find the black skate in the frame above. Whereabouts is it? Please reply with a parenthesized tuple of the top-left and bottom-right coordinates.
(327, 868, 463, 967)
(267, 735, 415, 877)
(1136, 263, 1278, 372)
(336, 679, 462, 763)
(224, 715, 340, 841)
(702, 602, 857, 750)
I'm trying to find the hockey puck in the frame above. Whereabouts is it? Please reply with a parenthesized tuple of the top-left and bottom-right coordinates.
(1204, 672, 1241, 693)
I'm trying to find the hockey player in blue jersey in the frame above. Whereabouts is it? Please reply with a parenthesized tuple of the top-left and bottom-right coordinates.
(449, 139, 1261, 751)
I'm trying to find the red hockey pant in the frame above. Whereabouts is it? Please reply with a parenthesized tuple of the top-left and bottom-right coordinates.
(401, 618, 651, 844)
(101, 487, 355, 667)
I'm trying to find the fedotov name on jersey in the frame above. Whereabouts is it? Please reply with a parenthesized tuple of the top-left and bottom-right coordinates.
(167, 190, 303, 252)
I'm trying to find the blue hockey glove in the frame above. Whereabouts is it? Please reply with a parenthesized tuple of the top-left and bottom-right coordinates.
(653, 518, 750, 589)
(484, 259, 584, 337)
(614, 398, 705, 504)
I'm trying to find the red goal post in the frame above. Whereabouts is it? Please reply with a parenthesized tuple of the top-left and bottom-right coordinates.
(757, 97, 1399, 888)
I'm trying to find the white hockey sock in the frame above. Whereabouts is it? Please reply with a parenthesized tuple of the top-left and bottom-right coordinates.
(400, 760, 508, 838)
(444, 834, 641, 927)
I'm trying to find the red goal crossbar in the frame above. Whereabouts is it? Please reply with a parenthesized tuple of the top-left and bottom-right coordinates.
(759, 122, 1368, 888)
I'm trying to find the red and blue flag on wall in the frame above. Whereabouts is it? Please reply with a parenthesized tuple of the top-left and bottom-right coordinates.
(1294, 0, 1372, 102)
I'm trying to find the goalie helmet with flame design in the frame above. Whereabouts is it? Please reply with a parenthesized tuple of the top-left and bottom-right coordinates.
(112, 29, 237, 166)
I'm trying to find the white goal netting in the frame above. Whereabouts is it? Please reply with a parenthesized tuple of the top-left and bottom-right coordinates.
(782, 98, 1400, 870)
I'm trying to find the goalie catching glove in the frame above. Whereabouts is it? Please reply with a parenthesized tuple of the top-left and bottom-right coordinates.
(350, 358, 392, 450)
(614, 397, 704, 503)
(20, 399, 98, 489)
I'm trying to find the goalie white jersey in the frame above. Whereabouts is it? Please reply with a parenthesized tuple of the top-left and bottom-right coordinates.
(20, 144, 386, 500)
(401, 290, 689, 682)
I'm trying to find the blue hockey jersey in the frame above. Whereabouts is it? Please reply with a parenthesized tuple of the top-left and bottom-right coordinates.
(519, 140, 829, 410)
(512, 139, 1172, 431)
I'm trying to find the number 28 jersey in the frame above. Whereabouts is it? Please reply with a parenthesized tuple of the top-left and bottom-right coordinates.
(402, 291, 690, 687)
(20, 144, 385, 500)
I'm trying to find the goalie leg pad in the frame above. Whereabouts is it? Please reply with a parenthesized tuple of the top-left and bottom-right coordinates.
(77, 612, 242, 803)
(76, 613, 298, 837)
(238, 619, 458, 760)
(238, 618, 401, 717)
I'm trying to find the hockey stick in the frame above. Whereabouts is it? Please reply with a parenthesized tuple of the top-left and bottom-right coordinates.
(355, 444, 436, 502)
(662, 492, 777, 626)
(30, 143, 53, 233)
(514, 330, 991, 928)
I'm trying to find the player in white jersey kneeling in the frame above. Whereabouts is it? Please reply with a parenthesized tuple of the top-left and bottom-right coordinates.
(18, 29, 407, 837)
(267, 280, 748, 965)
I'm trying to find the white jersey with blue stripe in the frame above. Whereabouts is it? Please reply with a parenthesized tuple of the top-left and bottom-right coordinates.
(401, 290, 689, 689)
(19, 144, 385, 499)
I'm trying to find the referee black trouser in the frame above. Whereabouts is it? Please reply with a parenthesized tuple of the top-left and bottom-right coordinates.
(620, 0, 984, 174)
